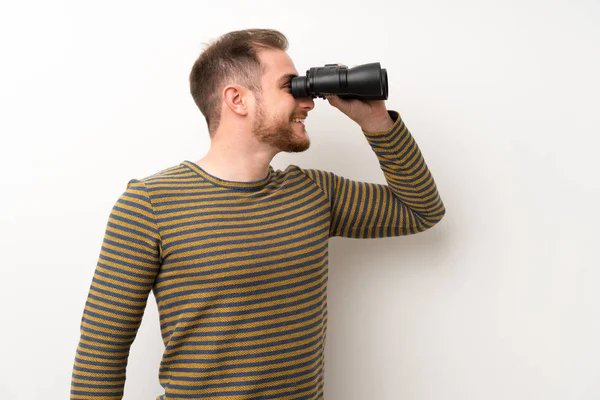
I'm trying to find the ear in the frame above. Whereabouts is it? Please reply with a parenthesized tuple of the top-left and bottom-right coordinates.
(223, 85, 250, 116)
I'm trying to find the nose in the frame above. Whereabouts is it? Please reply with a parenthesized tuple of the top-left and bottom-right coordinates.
(298, 96, 315, 112)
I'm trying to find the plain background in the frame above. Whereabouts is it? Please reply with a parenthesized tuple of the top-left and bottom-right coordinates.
(1, 0, 599, 399)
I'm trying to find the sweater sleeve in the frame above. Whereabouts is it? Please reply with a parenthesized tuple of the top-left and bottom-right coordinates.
(70, 180, 162, 399)
(299, 110, 445, 238)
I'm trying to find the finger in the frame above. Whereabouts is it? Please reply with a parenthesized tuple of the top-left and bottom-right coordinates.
(325, 95, 337, 106)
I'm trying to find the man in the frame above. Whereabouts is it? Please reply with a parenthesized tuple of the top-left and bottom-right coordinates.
(70, 29, 445, 400)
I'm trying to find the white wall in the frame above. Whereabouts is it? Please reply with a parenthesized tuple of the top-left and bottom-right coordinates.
(1, 0, 598, 399)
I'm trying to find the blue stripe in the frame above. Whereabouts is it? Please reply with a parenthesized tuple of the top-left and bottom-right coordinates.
(71, 389, 123, 396)
(91, 274, 151, 296)
(161, 335, 321, 366)
(159, 274, 326, 320)
(160, 287, 326, 332)
(167, 360, 321, 390)
(162, 343, 321, 372)
(166, 352, 321, 379)
(167, 308, 327, 343)
(162, 296, 326, 333)
(157, 241, 329, 284)
(89, 285, 147, 304)
(93, 268, 153, 289)
(164, 216, 328, 265)
(73, 355, 126, 368)
(159, 189, 327, 240)
(72, 365, 126, 375)
(158, 234, 327, 290)
(80, 325, 137, 341)
(85, 295, 144, 317)
(156, 252, 328, 302)
(163, 315, 325, 352)
(151, 173, 309, 206)
(163, 309, 326, 352)
(164, 331, 322, 360)
(75, 349, 127, 361)
(166, 211, 328, 251)
(77, 340, 132, 354)
(82, 310, 140, 331)
(83, 309, 142, 330)
(105, 219, 157, 243)
(156, 171, 309, 208)
(101, 235, 157, 259)
(163, 371, 320, 398)
(72, 372, 124, 382)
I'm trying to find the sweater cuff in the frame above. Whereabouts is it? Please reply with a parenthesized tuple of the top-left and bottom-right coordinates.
(361, 110, 401, 136)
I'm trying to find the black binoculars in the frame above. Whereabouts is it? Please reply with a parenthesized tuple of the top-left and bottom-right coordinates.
(291, 62, 388, 101)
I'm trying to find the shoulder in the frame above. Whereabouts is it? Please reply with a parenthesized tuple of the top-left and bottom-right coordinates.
(126, 161, 197, 188)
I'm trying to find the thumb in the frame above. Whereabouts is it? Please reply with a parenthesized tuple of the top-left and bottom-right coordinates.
(326, 94, 341, 106)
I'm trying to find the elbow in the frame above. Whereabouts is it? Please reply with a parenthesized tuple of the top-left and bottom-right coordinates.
(414, 203, 446, 233)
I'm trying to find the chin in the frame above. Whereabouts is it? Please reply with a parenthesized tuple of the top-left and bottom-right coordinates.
(283, 136, 310, 153)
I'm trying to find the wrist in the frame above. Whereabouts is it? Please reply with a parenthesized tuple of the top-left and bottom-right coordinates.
(359, 113, 395, 133)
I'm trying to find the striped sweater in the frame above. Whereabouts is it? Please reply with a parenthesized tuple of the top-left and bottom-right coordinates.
(71, 110, 445, 399)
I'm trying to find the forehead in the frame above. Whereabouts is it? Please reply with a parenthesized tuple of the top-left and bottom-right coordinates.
(258, 49, 299, 84)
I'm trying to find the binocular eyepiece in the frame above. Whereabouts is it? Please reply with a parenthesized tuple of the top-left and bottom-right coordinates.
(291, 62, 388, 101)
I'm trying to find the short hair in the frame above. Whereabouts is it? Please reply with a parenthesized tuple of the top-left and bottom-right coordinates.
(189, 29, 289, 135)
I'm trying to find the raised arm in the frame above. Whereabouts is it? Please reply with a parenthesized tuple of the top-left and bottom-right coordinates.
(300, 105, 445, 238)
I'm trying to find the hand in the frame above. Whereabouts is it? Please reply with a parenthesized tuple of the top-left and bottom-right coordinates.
(324, 62, 394, 132)
(326, 95, 394, 132)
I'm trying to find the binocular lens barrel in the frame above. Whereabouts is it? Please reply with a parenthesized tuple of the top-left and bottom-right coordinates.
(291, 62, 388, 100)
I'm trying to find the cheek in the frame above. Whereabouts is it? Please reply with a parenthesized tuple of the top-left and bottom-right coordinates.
(285, 97, 297, 112)
(276, 96, 295, 117)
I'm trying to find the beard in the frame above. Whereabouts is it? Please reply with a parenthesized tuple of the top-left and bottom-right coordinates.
(252, 101, 310, 153)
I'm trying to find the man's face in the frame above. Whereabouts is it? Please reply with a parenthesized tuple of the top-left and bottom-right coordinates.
(252, 49, 315, 153)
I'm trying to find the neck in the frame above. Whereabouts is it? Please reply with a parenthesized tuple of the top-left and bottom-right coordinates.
(194, 130, 278, 182)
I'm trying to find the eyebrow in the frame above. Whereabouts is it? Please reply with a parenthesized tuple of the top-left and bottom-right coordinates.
(278, 73, 299, 84)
